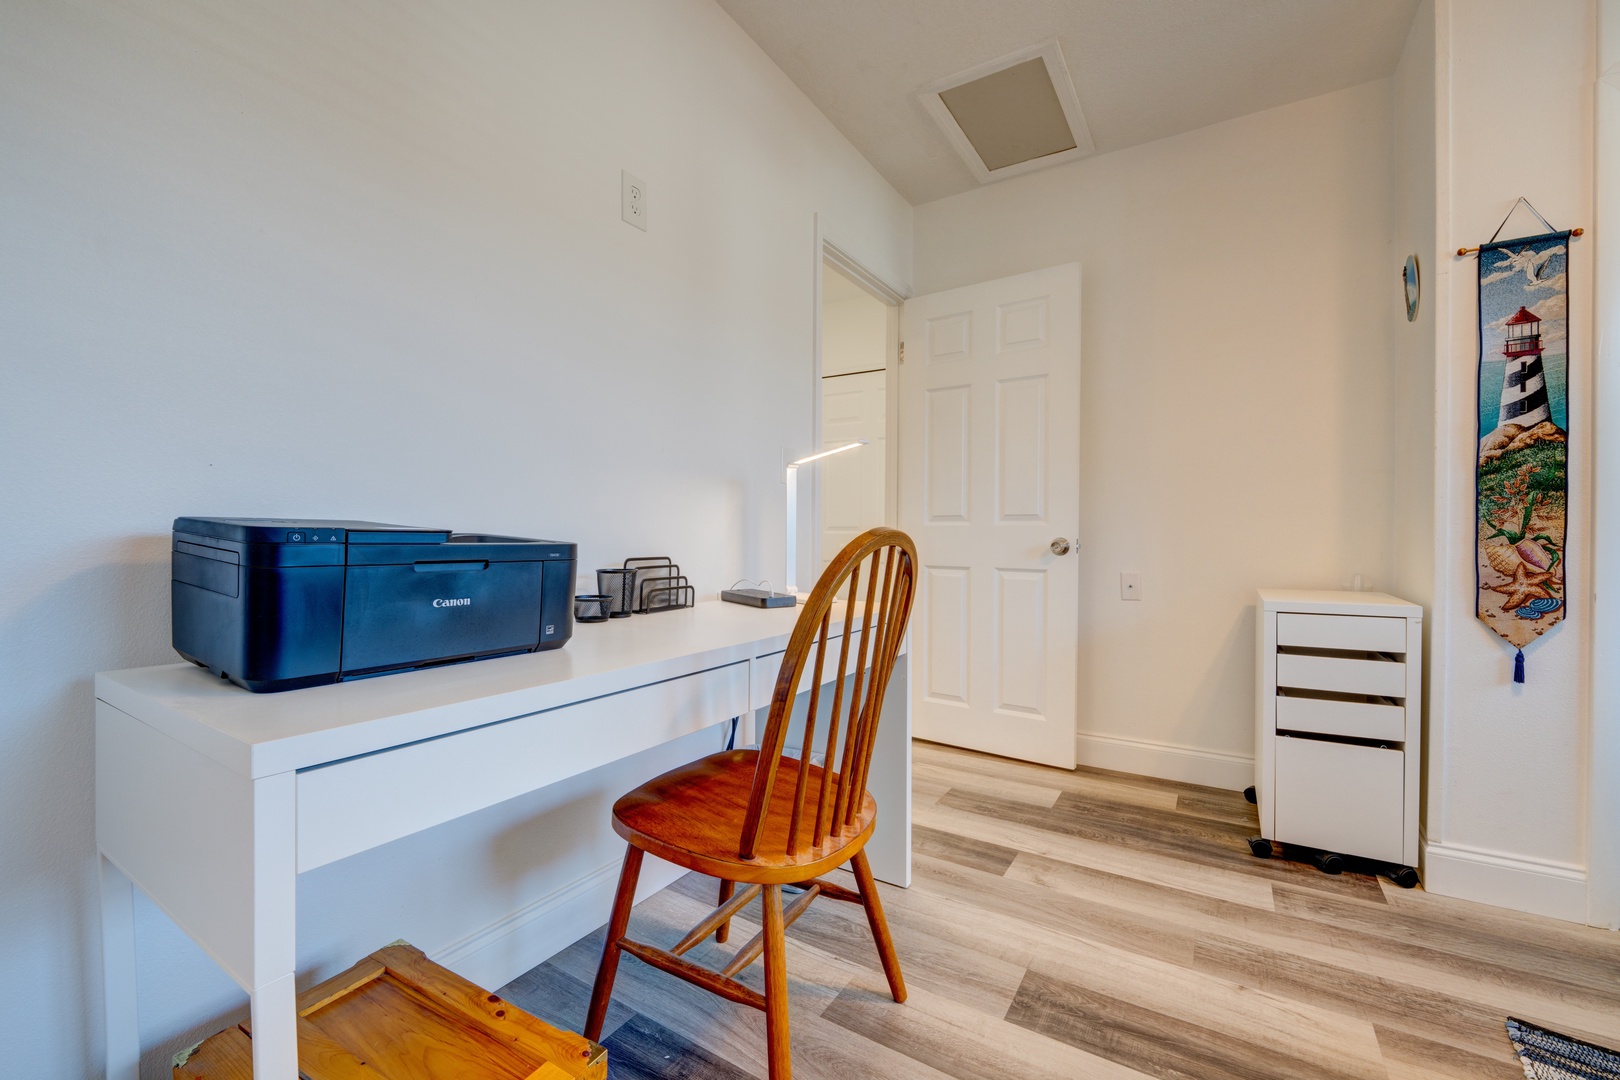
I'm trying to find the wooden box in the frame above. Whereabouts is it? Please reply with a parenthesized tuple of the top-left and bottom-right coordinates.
(174, 942, 606, 1080)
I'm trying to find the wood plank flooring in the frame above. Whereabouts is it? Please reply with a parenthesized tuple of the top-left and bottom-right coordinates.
(500, 740, 1620, 1080)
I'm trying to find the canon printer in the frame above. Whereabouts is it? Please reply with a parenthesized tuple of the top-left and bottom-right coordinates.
(172, 517, 576, 693)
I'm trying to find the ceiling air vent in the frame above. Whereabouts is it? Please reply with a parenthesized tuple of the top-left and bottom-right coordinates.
(919, 40, 1094, 185)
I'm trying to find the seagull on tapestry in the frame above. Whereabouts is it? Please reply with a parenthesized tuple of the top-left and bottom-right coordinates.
(1483, 244, 1564, 285)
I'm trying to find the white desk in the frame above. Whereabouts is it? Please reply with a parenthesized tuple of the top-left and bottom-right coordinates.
(95, 600, 910, 1080)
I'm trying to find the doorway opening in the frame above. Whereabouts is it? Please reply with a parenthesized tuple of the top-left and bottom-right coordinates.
(813, 241, 902, 574)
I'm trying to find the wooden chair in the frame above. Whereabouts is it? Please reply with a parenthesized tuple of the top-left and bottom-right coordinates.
(583, 527, 918, 1080)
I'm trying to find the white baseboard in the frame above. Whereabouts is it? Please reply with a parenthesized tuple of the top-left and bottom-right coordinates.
(1075, 730, 1253, 790)
(1423, 840, 1589, 923)
(431, 855, 688, 992)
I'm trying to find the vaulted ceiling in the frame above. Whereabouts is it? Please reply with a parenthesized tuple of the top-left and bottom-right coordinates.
(714, 0, 1421, 205)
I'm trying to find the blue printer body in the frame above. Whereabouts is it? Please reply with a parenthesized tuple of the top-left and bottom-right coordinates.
(172, 517, 576, 693)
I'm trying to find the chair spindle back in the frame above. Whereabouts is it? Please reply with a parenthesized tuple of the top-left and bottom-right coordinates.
(739, 528, 917, 861)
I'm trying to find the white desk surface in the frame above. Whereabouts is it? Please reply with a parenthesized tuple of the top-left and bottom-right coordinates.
(95, 600, 829, 779)
(1256, 589, 1423, 617)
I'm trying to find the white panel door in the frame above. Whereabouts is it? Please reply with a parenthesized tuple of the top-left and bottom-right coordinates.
(820, 370, 887, 566)
(899, 263, 1080, 767)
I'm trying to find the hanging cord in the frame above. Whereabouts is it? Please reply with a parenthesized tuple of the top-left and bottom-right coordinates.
(1458, 197, 1582, 255)
(1488, 197, 1556, 244)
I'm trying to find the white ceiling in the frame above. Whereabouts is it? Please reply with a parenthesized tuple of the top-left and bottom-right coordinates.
(714, 0, 1420, 205)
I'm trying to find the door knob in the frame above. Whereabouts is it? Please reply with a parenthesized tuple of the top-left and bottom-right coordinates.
(1050, 537, 1072, 556)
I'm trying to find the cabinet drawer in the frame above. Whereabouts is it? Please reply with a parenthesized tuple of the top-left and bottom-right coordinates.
(1276, 691, 1406, 742)
(1274, 737, 1404, 862)
(295, 661, 749, 872)
(1277, 613, 1407, 653)
(1276, 653, 1406, 698)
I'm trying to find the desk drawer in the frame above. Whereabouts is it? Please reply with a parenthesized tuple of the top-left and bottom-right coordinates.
(1274, 736, 1404, 863)
(1277, 613, 1406, 653)
(295, 661, 749, 872)
(1276, 691, 1406, 742)
(1276, 653, 1406, 698)
(752, 632, 872, 712)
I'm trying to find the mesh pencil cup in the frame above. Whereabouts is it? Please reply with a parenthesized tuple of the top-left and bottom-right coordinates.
(574, 594, 612, 623)
(596, 568, 638, 618)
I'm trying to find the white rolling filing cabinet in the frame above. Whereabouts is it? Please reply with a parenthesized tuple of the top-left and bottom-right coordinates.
(1253, 590, 1422, 884)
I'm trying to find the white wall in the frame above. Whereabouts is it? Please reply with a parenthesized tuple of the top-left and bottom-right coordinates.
(1390, 0, 1440, 849)
(0, 2, 910, 1074)
(1422, 0, 1598, 922)
(1592, 0, 1620, 931)
(914, 81, 1397, 789)
(821, 287, 889, 377)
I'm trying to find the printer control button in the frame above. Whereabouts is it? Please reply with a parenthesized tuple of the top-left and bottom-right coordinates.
(288, 532, 304, 542)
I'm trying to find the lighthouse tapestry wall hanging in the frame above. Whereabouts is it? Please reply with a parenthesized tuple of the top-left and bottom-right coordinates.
(1475, 229, 1570, 682)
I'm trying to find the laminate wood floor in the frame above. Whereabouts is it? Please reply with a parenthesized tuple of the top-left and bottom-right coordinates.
(500, 740, 1620, 1080)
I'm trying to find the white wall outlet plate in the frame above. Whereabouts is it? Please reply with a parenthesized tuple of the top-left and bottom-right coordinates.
(621, 170, 647, 231)
(1120, 572, 1142, 600)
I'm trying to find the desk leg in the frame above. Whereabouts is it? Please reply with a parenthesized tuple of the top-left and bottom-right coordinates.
(249, 770, 300, 1079)
(250, 972, 299, 1077)
(100, 854, 140, 1080)
(864, 651, 911, 887)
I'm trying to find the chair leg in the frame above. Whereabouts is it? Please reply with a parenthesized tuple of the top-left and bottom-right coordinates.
(850, 849, 906, 1003)
(585, 844, 645, 1041)
(716, 878, 735, 943)
(760, 883, 792, 1080)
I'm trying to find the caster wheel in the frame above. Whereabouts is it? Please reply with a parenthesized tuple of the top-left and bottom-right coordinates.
(1389, 866, 1419, 889)
(1243, 786, 1257, 804)
(1247, 837, 1273, 859)
(1312, 851, 1345, 875)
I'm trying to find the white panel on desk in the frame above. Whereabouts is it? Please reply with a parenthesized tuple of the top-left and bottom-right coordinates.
(926, 311, 971, 363)
(925, 386, 971, 523)
(923, 566, 969, 705)
(995, 568, 1046, 716)
(1276, 653, 1406, 698)
(296, 662, 749, 872)
(996, 296, 1048, 353)
(996, 375, 1047, 523)
(96, 702, 262, 988)
(1277, 613, 1406, 653)
(1276, 692, 1406, 743)
(752, 631, 879, 712)
(1274, 737, 1404, 863)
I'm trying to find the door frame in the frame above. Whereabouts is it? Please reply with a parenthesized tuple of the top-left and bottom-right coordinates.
(810, 214, 907, 574)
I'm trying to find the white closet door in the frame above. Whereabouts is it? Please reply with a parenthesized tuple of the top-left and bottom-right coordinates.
(820, 370, 887, 567)
(899, 263, 1080, 768)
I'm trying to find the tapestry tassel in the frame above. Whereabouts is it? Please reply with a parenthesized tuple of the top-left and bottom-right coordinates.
(1514, 649, 1525, 684)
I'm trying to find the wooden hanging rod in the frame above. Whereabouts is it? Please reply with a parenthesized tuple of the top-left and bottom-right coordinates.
(1457, 227, 1583, 257)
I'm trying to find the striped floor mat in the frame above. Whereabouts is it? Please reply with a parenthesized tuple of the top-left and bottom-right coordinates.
(1507, 1018, 1620, 1080)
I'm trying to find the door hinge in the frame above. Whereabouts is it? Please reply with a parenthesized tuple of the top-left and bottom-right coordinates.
(899, 342, 905, 364)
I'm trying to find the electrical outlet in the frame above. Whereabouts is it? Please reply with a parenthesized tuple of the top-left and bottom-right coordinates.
(621, 171, 647, 231)
(1120, 572, 1142, 601)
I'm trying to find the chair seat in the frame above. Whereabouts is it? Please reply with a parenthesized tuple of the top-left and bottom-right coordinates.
(612, 749, 876, 884)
